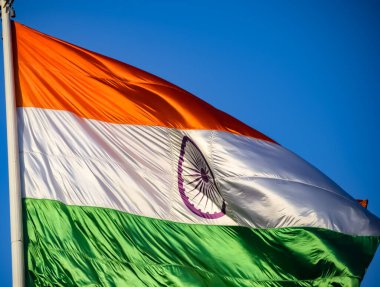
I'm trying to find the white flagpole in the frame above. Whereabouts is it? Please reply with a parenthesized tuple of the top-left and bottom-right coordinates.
(1, 1, 25, 286)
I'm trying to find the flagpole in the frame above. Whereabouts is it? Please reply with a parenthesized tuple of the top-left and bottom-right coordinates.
(1, 1, 25, 286)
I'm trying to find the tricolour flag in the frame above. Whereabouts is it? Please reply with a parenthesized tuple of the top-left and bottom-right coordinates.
(13, 21, 380, 286)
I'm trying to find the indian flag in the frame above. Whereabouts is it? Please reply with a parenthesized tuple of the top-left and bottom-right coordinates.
(13, 21, 380, 286)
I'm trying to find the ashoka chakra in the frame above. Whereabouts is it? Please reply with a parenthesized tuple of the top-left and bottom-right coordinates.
(178, 136, 226, 219)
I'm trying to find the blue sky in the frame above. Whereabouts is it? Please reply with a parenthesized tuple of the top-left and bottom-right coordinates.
(1, 0, 379, 286)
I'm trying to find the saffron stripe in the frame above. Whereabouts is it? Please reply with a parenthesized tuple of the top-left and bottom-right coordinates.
(13, 21, 273, 142)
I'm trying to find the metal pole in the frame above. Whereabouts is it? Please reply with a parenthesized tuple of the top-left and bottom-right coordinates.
(1, 1, 25, 286)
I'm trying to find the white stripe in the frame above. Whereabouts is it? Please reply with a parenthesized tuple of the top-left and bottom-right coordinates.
(18, 107, 380, 235)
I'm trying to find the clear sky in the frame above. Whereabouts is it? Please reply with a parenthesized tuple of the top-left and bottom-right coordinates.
(1, 1, 379, 286)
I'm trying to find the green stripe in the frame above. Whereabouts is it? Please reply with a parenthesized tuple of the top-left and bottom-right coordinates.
(24, 199, 379, 287)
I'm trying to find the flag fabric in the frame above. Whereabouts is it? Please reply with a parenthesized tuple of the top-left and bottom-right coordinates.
(356, 199, 369, 209)
(13, 21, 380, 287)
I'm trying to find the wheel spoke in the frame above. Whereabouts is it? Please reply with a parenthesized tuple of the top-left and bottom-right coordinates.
(179, 136, 226, 218)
